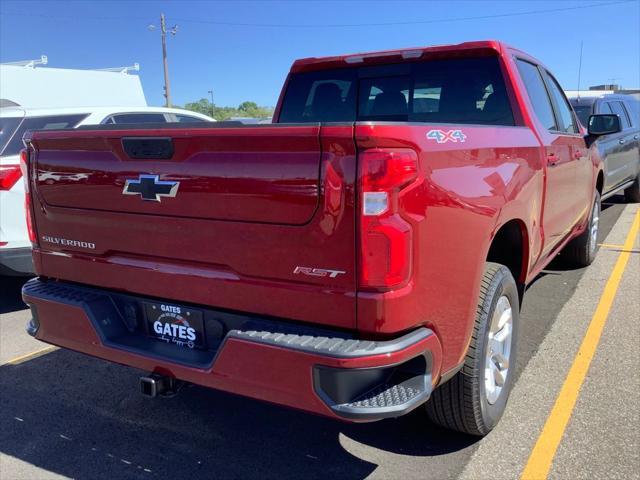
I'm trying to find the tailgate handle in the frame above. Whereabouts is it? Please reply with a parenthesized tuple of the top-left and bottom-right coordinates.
(122, 137, 174, 160)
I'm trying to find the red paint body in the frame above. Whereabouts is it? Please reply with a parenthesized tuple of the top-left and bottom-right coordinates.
(23, 41, 599, 420)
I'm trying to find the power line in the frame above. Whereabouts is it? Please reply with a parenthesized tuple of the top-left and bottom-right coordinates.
(171, 0, 635, 28)
(0, 1, 634, 28)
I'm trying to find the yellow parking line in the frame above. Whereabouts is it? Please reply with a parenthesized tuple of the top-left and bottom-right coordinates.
(598, 243, 625, 249)
(521, 209, 640, 480)
(2, 346, 58, 366)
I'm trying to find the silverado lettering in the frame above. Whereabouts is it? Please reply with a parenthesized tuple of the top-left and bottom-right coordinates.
(22, 41, 612, 436)
(41, 235, 95, 249)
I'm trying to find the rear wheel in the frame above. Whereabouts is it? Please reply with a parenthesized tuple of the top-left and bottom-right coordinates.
(563, 191, 600, 267)
(426, 262, 519, 436)
(624, 173, 640, 203)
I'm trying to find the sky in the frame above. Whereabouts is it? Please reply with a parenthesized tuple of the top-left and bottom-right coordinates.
(1, 0, 639, 108)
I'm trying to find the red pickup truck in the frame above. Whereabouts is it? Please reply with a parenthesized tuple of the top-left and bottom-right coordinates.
(21, 41, 620, 436)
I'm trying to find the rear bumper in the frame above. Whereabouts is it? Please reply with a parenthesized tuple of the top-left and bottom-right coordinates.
(22, 278, 442, 422)
(0, 247, 34, 276)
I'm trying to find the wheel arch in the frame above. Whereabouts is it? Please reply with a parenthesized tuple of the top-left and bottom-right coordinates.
(486, 218, 529, 300)
(596, 168, 604, 196)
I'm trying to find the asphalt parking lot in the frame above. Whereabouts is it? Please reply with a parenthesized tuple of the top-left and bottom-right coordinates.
(1, 197, 638, 480)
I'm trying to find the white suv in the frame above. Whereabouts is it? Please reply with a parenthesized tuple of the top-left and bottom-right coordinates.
(0, 106, 214, 275)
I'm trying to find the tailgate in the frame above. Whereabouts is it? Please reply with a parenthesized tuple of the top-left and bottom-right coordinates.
(35, 125, 321, 224)
(28, 124, 357, 329)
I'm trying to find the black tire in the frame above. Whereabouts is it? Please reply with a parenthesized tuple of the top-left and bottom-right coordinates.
(426, 262, 519, 436)
(624, 174, 640, 203)
(563, 191, 600, 267)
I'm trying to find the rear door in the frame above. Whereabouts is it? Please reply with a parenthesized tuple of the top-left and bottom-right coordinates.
(515, 59, 581, 255)
(542, 70, 590, 220)
(623, 99, 640, 178)
(594, 101, 622, 190)
(607, 100, 638, 184)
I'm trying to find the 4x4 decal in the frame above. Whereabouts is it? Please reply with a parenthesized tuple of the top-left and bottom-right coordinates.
(426, 129, 467, 143)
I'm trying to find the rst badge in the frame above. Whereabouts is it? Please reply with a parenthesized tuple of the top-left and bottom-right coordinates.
(122, 174, 179, 202)
(293, 266, 346, 279)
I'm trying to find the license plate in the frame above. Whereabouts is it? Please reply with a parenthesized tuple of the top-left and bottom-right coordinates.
(144, 301, 205, 349)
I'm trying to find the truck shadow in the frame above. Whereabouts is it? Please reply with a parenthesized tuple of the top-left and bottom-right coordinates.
(0, 275, 31, 314)
(0, 350, 477, 480)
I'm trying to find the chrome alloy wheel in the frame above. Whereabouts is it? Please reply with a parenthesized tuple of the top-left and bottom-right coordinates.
(484, 295, 513, 405)
(590, 199, 600, 255)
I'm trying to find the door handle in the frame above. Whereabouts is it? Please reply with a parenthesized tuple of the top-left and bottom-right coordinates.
(634, 135, 638, 140)
(547, 153, 559, 166)
(619, 139, 625, 144)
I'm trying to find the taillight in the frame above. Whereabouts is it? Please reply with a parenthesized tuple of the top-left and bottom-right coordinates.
(0, 164, 22, 190)
(19, 149, 37, 244)
(359, 149, 418, 289)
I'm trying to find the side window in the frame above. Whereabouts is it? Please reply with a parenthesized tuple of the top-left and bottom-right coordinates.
(544, 72, 578, 134)
(598, 102, 613, 114)
(1, 114, 87, 157)
(608, 101, 631, 129)
(624, 99, 640, 127)
(111, 113, 167, 124)
(175, 114, 206, 123)
(516, 59, 557, 131)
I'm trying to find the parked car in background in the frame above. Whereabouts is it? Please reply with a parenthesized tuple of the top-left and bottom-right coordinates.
(569, 94, 640, 202)
(0, 106, 215, 275)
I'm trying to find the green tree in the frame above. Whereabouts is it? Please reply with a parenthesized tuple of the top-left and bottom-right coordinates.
(183, 98, 215, 117)
(238, 101, 259, 112)
(180, 98, 274, 122)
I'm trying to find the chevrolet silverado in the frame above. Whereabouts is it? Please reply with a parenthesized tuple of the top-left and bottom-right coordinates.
(20, 41, 620, 435)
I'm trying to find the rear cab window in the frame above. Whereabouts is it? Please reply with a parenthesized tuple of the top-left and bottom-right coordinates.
(278, 56, 515, 126)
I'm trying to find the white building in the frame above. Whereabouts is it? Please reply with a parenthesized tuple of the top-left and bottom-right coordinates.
(0, 56, 147, 108)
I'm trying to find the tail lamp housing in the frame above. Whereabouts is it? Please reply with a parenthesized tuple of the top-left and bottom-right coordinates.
(19, 149, 37, 244)
(0, 164, 22, 190)
(359, 148, 418, 290)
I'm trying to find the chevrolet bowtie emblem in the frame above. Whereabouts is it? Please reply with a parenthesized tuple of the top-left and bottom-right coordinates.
(122, 175, 179, 202)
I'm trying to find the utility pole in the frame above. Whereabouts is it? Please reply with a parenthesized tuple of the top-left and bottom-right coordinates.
(208, 90, 214, 117)
(149, 14, 178, 107)
(160, 14, 171, 107)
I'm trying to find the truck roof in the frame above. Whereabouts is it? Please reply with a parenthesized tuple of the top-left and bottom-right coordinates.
(290, 40, 521, 73)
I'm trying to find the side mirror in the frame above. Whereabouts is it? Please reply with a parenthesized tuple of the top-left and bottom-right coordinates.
(587, 114, 621, 136)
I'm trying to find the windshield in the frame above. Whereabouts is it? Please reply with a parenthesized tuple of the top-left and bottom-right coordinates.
(0, 114, 87, 157)
(0, 117, 23, 157)
(572, 105, 592, 128)
(278, 56, 514, 126)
